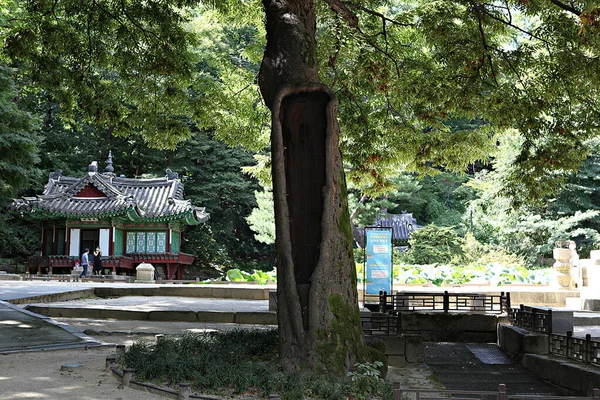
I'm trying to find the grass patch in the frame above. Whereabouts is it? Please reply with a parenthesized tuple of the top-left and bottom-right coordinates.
(119, 328, 393, 399)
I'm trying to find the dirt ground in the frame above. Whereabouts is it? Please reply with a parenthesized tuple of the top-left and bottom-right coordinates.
(0, 344, 165, 400)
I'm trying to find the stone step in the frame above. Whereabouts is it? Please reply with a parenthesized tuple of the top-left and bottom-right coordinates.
(566, 297, 600, 311)
(574, 312, 600, 326)
(24, 304, 278, 325)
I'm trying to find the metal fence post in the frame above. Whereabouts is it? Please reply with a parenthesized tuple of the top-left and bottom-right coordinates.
(506, 292, 511, 311)
(498, 383, 508, 400)
(518, 304, 524, 328)
(547, 309, 554, 354)
(567, 331, 573, 359)
(380, 290, 387, 313)
(443, 291, 449, 313)
(586, 334, 592, 364)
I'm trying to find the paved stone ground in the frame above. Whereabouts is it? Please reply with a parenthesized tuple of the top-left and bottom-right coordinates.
(0, 301, 101, 353)
(25, 295, 270, 313)
(424, 342, 562, 395)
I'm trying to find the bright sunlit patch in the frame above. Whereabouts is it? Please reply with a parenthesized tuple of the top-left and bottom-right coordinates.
(0, 320, 20, 325)
(10, 392, 46, 398)
(17, 324, 33, 328)
(0, 377, 9, 380)
(186, 328, 217, 333)
(30, 377, 52, 382)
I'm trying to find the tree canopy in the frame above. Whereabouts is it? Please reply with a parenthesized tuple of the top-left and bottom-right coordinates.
(4, 1, 600, 199)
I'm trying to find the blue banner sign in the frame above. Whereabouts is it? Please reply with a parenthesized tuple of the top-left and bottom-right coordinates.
(365, 229, 392, 295)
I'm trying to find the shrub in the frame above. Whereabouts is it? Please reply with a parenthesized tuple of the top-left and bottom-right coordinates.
(119, 329, 393, 399)
(404, 225, 464, 264)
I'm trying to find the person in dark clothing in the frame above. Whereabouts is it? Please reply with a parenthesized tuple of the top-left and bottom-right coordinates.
(93, 248, 103, 276)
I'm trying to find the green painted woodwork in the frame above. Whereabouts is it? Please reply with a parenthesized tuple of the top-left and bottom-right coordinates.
(126, 231, 136, 253)
(136, 231, 147, 253)
(146, 231, 157, 253)
(124, 230, 169, 254)
(156, 232, 167, 253)
(171, 232, 180, 254)
(114, 229, 123, 256)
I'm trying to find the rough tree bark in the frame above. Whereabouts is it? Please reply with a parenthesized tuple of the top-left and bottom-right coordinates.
(259, 0, 366, 373)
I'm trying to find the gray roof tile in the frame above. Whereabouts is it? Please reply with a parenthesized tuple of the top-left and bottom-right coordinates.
(14, 169, 209, 224)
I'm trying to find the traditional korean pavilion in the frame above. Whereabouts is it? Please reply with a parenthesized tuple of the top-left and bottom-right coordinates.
(14, 153, 209, 279)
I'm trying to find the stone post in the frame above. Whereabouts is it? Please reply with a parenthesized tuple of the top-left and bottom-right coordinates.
(123, 368, 135, 387)
(105, 356, 116, 371)
(116, 344, 126, 358)
(553, 241, 574, 289)
(135, 262, 155, 283)
(178, 383, 191, 400)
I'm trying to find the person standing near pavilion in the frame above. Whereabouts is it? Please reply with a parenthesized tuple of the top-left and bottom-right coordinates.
(79, 248, 90, 278)
(93, 248, 103, 276)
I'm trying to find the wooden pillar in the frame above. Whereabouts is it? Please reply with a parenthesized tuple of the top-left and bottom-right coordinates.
(52, 224, 57, 256)
(65, 222, 70, 259)
(41, 225, 47, 257)
(109, 225, 114, 256)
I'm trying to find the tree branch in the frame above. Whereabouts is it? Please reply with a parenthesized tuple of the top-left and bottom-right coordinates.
(322, 0, 358, 28)
(548, 0, 582, 16)
(482, 8, 550, 44)
(346, 2, 414, 27)
(474, 5, 499, 86)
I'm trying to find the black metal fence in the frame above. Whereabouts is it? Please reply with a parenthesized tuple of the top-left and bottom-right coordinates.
(379, 290, 510, 314)
(508, 304, 552, 334)
(360, 313, 399, 336)
(509, 304, 600, 368)
(549, 332, 600, 367)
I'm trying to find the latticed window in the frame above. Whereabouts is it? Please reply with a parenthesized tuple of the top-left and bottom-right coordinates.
(126, 231, 168, 253)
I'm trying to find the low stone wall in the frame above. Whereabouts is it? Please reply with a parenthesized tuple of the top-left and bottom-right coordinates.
(399, 312, 504, 343)
(498, 323, 600, 396)
(366, 334, 424, 367)
(25, 305, 278, 325)
(522, 354, 600, 396)
(0, 273, 22, 281)
(94, 286, 272, 300)
(497, 323, 548, 360)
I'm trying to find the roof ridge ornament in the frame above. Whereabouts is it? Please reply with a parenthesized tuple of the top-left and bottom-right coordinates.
(88, 161, 98, 175)
(104, 151, 115, 173)
(166, 169, 179, 180)
(50, 169, 63, 180)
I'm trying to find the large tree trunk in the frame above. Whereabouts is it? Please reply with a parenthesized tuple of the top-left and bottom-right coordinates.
(259, 0, 365, 373)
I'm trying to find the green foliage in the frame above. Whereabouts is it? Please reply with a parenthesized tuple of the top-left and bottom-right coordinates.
(168, 130, 273, 270)
(350, 171, 476, 234)
(4, 0, 200, 148)
(120, 329, 393, 399)
(468, 134, 600, 262)
(0, 65, 40, 198)
(246, 188, 275, 245)
(392, 263, 551, 287)
(225, 267, 275, 284)
(347, 361, 387, 399)
(403, 225, 465, 264)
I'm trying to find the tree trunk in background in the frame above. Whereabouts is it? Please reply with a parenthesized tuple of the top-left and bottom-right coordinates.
(259, 0, 365, 373)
